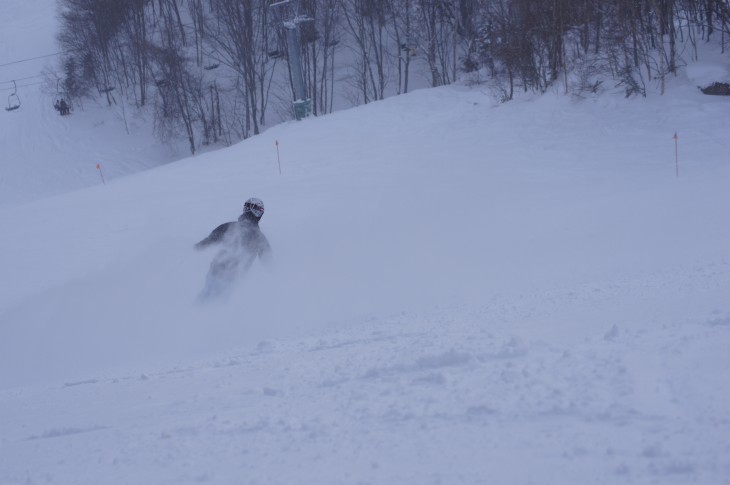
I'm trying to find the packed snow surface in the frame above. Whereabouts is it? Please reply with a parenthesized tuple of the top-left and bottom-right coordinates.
(1, 5, 730, 482)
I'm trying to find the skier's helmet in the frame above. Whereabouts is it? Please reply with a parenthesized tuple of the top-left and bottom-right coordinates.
(243, 197, 265, 220)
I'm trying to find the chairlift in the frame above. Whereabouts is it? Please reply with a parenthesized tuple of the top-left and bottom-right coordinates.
(400, 35, 418, 57)
(54, 98, 71, 116)
(50, 80, 71, 115)
(5, 80, 20, 112)
(152, 71, 170, 88)
(401, 39, 417, 57)
(268, 49, 286, 59)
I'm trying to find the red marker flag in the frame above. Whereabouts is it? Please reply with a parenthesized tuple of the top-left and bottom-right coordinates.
(275, 140, 282, 175)
(673, 132, 679, 177)
(96, 163, 106, 184)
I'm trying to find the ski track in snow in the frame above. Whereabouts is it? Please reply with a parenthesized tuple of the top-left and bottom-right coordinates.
(1, 264, 729, 484)
(1, 83, 728, 482)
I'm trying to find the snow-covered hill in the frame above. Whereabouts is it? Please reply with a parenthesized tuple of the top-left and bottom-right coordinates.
(0, 0, 189, 208)
(1, 4, 730, 481)
(1, 76, 729, 483)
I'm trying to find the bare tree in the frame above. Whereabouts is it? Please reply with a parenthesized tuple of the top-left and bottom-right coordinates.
(56, 0, 730, 151)
(207, 0, 268, 137)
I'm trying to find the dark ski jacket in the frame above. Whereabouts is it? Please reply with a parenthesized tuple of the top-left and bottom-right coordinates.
(195, 212, 271, 261)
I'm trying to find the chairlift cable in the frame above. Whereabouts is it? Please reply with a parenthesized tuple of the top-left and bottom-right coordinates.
(0, 51, 68, 69)
(0, 81, 45, 92)
(0, 74, 44, 84)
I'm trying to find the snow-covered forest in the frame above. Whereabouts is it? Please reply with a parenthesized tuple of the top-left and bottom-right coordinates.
(56, 0, 730, 152)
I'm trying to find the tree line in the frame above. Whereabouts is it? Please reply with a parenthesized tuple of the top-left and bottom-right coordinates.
(57, 0, 730, 153)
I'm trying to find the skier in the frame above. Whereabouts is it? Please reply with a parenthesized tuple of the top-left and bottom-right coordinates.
(58, 98, 70, 116)
(195, 197, 271, 298)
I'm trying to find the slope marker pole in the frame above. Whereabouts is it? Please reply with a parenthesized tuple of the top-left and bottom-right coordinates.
(673, 132, 679, 177)
(275, 140, 282, 175)
(96, 163, 106, 184)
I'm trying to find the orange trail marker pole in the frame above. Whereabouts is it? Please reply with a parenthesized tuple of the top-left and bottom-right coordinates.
(96, 163, 106, 184)
(275, 140, 282, 175)
(673, 132, 679, 177)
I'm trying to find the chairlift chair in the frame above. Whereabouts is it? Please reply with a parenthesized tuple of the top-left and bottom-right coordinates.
(5, 80, 21, 111)
(6, 93, 20, 111)
(401, 44, 417, 57)
(53, 79, 71, 115)
(200, 51, 221, 71)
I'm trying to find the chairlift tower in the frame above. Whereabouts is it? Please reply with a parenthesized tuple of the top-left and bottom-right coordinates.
(270, 0, 312, 120)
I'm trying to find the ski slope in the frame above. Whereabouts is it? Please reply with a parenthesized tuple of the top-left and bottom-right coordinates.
(0, 0, 187, 208)
(1, 12, 730, 484)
